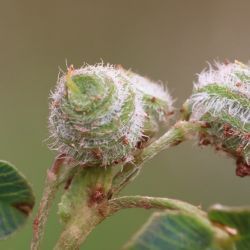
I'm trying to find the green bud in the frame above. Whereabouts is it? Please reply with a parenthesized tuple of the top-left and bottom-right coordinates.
(126, 71, 174, 137)
(184, 61, 250, 177)
(49, 64, 173, 167)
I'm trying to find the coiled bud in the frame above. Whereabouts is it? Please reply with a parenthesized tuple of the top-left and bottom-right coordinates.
(183, 61, 250, 176)
(126, 70, 174, 137)
(49, 64, 173, 167)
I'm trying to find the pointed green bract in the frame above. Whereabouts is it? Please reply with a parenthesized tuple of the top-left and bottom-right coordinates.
(0, 160, 34, 239)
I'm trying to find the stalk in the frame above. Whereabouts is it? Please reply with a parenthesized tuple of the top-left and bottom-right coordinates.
(112, 120, 202, 195)
(31, 154, 67, 250)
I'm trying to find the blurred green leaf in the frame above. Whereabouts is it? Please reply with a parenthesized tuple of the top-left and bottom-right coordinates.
(209, 205, 250, 250)
(0, 160, 34, 239)
(124, 211, 226, 250)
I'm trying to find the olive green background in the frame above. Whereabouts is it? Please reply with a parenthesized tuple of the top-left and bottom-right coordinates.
(0, 0, 249, 249)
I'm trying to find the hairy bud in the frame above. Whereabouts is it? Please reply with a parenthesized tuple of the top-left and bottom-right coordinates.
(183, 61, 250, 176)
(49, 64, 173, 167)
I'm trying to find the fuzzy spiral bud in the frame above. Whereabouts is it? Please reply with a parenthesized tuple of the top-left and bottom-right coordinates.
(49, 64, 173, 167)
(183, 61, 250, 176)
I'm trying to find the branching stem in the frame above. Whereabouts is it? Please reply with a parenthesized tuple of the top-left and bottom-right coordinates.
(55, 195, 204, 250)
(37, 121, 204, 249)
(112, 120, 202, 195)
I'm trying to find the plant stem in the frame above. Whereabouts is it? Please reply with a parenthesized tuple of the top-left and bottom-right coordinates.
(55, 195, 204, 250)
(53, 121, 204, 249)
(112, 121, 202, 195)
(54, 167, 113, 250)
(31, 154, 66, 250)
(139, 120, 202, 163)
(108, 195, 204, 215)
(55, 194, 206, 250)
(54, 204, 106, 250)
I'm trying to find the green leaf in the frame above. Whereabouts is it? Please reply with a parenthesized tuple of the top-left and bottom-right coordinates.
(124, 211, 226, 250)
(0, 160, 34, 239)
(209, 205, 250, 250)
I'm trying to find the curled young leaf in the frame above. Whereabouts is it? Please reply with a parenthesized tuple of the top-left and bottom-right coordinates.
(49, 64, 173, 167)
(183, 61, 250, 176)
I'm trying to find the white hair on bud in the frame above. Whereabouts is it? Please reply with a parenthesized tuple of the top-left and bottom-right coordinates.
(194, 61, 250, 98)
(129, 73, 173, 107)
(190, 61, 250, 127)
(189, 61, 250, 166)
(190, 93, 250, 127)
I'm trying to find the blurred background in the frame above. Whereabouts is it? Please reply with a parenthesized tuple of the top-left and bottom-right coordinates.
(0, 0, 250, 249)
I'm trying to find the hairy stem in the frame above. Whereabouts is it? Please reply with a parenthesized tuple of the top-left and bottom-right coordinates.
(140, 120, 202, 163)
(108, 195, 204, 215)
(54, 204, 107, 250)
(31, 154, 66, 250)
(55, 195, 204, 250)
(112, 120, 202, 195)
(53, 121, 203, 249)
(54, 167, 113, 250)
